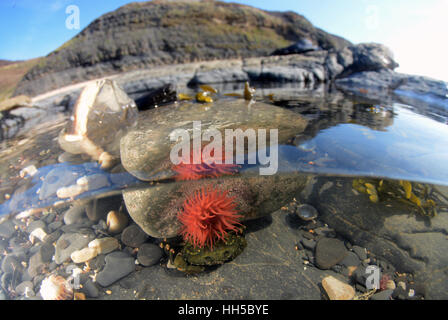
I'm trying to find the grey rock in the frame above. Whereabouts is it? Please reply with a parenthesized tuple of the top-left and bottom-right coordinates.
(42, 212, 56, 224)
(371, 289, 394, 300)
(1, 255, 21, 274)
(352, 246, 367, 261)
(10, 246, 28, 262)
(315, 237, 347, 269)
(81, 278, 99, 298)
(54, 232, 95, 264)
(340, 251, 361, 268)
(95, 251, 135, 287)
(137, 243, 163, 267)
(63, 205, 87, 225)
(28, 243, 55, 278)
(300, 238, 316, 251)
(15, 281, 34, 296)
(48, 221, 63, 232)
(92, 220, 107, 233)
(271, 38, 321, 55)
(89, 254, 106, 271)
(58, 152, 85, 164)
(349, 43, 398, 73)
(0, 220, 15, 239)
(121, 224, 149, 248)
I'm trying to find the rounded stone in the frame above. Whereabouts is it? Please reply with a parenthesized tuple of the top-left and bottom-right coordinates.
(137, 243, 163, 266)
(315, 237, 348, 270)
(95, 251, 135, 287)
(121, 224, 149, 248)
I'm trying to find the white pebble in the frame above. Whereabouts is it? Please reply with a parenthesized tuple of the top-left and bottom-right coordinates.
(88, 237, 119, 255)
(70, 247, 98, 263)
(56, 184, 86, 198)
(322, 276, 355, 300)
(76, 174, 110, 190)
(29, 228, 47, 243)
(20, 165, 37, 178)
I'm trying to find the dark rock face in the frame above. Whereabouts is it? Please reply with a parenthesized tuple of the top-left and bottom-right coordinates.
(14, 0, 350, 96)
(271, 38, 321, 55)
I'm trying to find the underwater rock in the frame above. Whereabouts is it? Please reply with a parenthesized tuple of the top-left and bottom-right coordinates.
(137, 243, 163, 267)
(120, 224, 148, 248)
(95, 251, 135, 287)
(315, 237, 347, 269)
(322, 276, 355, 300)
(120, 99, 308, 181)
(106, 210, 128, 234)
(123, 174, 312, 238)
(58, 79, 138, 169)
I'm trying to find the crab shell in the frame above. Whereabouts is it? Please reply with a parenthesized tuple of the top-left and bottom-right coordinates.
(39, 275, 74, 300)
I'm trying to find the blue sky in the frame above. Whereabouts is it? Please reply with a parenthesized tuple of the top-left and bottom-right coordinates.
(0, 0, 447, 81)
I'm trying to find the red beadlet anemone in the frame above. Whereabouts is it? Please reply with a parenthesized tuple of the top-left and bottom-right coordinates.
(173, 146, 239, 181)
(177, 187, 243, 250)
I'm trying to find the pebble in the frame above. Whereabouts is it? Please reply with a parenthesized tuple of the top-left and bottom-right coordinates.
(397, 280, 406, 289)
(1, 255, 21, 274)
(54, 232, 95, 264)
(371, 289, 393, 300)
(89, 254, 106, 271)
(0, 220, 15, 239)
(48, 221, 63, 232)
(29, 228, 48, 243)
(57, 184, 85, 199)
(27, 220, 46, 233)
(28, 243, 54, 278)
(300, 238, 316, 251)
(19, 165, 37, 178)
(81, 278, 99, 298)
(315, 237, 347, 269)
(42, 212, 56, 224)
(92, 220, 107, 233)
(121, 224, 148, 248)
(15, 281, 34, 296)
(340, 251, 361, 268)
(63, 205, 87, 225)
(322, 276, 355, 300)
(95, 251, 135, 287)
(71, 247, 98, 263)
(107, 210, 128, 234)
(137, 243, 163, 266)
(352, 245, 367, 260)
(385, 279, 396, 290)
(88, 237, 119, 255)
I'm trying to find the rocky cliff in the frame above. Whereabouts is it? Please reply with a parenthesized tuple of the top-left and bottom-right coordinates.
(13, 0, 350, 96)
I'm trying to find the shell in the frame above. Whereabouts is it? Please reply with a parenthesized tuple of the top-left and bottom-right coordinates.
(39, 275, 73, 300)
